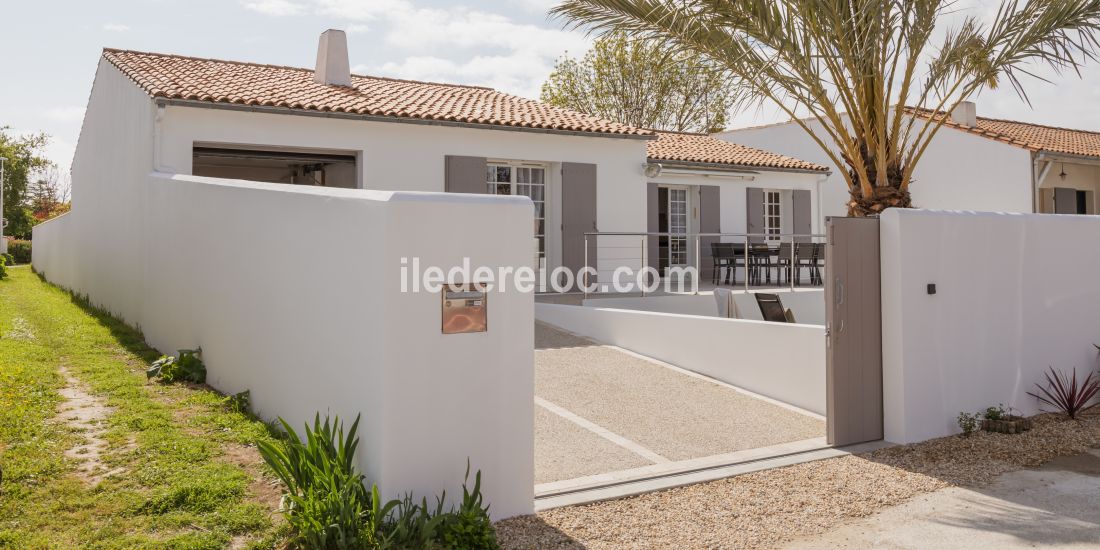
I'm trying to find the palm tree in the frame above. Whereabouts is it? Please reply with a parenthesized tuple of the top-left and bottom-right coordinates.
(552, 0, 1100, 216)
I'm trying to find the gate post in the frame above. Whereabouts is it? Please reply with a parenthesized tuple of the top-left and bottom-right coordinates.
(825, 217, 884, 446)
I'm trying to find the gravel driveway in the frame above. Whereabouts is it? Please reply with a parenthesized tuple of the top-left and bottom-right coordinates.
(499, 409, 1100, 549)
(534, 323, 824, 485)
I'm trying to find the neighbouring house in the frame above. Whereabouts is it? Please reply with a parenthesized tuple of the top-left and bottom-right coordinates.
(719, 102, 1100, 219)
(643, 131, 828, 279)
(71, 29, 825, 288)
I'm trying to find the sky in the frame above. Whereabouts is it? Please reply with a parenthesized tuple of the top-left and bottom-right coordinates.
(3, 0, 1100, 178)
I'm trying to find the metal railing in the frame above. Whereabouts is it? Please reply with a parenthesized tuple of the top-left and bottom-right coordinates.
(582, 231, 827, 298)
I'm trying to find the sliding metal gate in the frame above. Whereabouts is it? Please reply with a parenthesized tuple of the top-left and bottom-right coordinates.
(825, 217, 884, 446)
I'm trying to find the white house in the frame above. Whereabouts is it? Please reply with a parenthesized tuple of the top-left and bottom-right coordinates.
(70, 30, 826, 289)
(720, 102, 1100, 219)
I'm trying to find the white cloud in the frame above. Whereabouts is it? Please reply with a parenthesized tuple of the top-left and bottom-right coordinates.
(374, 52, 559, 99)
(382, 8, 587, 59)
(44, 106, 86, 123)
(313, 0, 413, 21)
(514, 0, 561, 14)
(242, 0, 588, 98)
(240, 0, 305, 16)
(102, 23, 130, 32)
(346, 23, 370, 35)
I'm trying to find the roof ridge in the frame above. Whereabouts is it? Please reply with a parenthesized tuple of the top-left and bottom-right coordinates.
(102, 47, 497, 92)
(975, 114, 1100, 137)
(908, 105, 1100, 137)
(649, 128, 709, 136)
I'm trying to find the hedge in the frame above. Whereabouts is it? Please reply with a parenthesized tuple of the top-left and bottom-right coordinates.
(7, 240, 31, 264)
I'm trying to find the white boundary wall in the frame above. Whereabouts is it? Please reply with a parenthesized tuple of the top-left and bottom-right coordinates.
(536, 303, 825, 414)
(34, 172, 536, 519)
(582, 289, 825, 326)
(881, 208, 1100, 444)
(32, 57, 541, 519)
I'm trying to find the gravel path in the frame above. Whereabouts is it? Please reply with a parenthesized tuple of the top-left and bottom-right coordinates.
(499, 409, 1100, 549)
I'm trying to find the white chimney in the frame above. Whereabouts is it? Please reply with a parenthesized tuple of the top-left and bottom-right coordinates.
(950, 101, 977, 127)
(314, 29, 351, 87)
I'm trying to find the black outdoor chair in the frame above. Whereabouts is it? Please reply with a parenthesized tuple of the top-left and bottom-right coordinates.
(812, 242, 826, 285)
(710, 242, 735, 284)
(754, 292, 791, 323)
(775, 242, 794, 284)
(714, 242, 746, 285)
(748, 244, 773, 285)
(794, 242, 816, 286)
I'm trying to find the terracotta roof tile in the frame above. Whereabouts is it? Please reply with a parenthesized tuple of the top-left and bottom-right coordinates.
(908, 107, 1100, 157)
(102, 48, 652, 138)
(646, 131, 829, 172)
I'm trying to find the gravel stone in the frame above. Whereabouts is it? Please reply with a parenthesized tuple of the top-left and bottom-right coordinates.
(498, 409, 1100, 549)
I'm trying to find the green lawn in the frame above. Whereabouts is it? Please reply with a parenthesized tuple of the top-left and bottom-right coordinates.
(0, 266, 288, 549)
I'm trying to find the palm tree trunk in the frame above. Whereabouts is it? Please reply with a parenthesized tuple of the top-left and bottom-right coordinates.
(846, 149, 912, 217)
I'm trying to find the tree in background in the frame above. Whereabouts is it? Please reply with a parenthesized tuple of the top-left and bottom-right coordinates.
(1, 127, 52, 238)
(553, 0, 1100, 216)
(28, 165, 70, 223)
(541, 32, 736, 133)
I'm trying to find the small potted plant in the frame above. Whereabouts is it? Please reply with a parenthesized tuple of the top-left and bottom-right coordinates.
(980, 404, 1032, 434)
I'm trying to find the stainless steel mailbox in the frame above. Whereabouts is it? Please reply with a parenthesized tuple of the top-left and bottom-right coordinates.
(442, 284, 487, 334)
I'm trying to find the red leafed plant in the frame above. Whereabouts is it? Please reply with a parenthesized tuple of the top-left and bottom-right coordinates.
(1027, 367, 1100, 419)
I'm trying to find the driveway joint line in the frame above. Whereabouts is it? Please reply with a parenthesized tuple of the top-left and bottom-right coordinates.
(534, 396, 670, 464)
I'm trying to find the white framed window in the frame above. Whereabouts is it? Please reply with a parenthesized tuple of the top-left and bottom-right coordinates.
(763, 190, 783, 242)
(486, 162, 547, 268)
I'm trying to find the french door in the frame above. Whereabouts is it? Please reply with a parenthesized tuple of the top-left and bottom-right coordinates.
(487, 163, 547, 272)
(763, 190, 783, 242)
(658, 186, 690, 272)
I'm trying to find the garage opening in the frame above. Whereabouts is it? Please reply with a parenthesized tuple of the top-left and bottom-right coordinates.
(192, 145, 358, 188)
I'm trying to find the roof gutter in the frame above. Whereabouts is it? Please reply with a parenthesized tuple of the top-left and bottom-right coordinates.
(648, 158, 831, 175)
(1034, 150, 1100, 167)
(156, 98, 657, 141)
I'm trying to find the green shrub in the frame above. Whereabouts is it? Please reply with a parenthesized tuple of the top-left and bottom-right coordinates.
(982, 404, 1010, 421)
(435, 467, 499, 550)
(259, 414, 498, 550)
(146, 348, 206, 384)
(0, 255, 7, 280)
(7, 240, 31, 264)
(956, 411, 979, 437)
(259, 414, 375, 549)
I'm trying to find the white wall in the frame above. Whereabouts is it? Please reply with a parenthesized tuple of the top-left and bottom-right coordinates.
(535, 303, 826, 414)
(30, 212, 77, 289)
(880, 208, 1100, 444)
(34, 60, 536, 518)
(582, 288, 826, 326)
(157, 101, 650, 278)
(721, 117, 1035, 217)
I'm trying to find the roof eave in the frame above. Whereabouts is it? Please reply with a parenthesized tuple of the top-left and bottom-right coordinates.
(156, 98, 657, 141)
(648, 158, 831, 175)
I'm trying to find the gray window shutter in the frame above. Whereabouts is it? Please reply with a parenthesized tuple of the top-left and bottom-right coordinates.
(561, 163, 598, 280)
(699, 185, 721, 281)
(1054, 187, 1076, 214)
(444, 155, 487, 194)
(647, 183, 660, 270)
(793, 189, 812, 242)
(746, 187, 764, 243)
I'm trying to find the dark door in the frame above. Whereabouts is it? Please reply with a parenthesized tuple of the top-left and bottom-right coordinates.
(1054, 187, 1077, 214)
(825, 217, 883, 446)
(561, 163, 597, 284)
